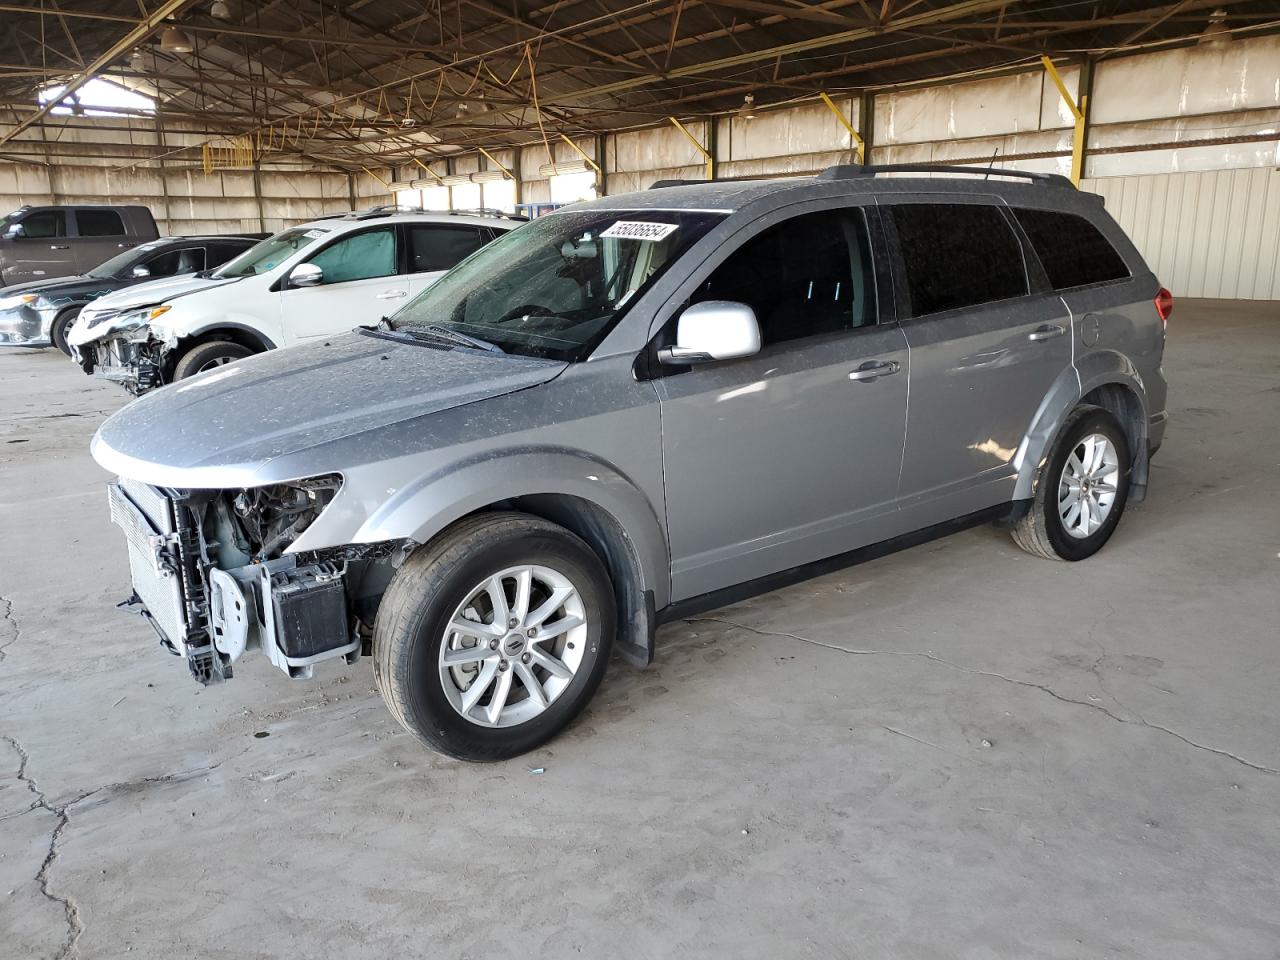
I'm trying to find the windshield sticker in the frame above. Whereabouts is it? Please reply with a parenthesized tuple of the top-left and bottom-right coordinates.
(600, 221, 678, 242)
(303, 229, 328, 239)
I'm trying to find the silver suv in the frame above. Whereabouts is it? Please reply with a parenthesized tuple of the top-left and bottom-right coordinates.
(92, 165, 1170, 761)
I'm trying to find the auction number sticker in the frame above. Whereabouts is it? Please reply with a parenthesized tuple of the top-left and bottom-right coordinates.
(601, 221, 679, 242)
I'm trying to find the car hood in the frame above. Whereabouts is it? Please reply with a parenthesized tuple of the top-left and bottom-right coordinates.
(91, 332, 567, 488)
(1, 274, 102, 298)
(70, 273, 241, 346)
(84, 272, 241, 314)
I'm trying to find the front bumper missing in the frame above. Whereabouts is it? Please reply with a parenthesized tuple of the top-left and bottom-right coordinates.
(89, 337, 161, 394)
(107, 480, 359, 684)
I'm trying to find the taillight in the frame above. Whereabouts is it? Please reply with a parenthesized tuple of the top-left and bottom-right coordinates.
(1154, 287, 1173, 326)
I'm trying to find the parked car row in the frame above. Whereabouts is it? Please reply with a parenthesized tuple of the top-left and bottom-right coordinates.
(86, 165, 1172, 761)
(0, 234, 258, 351)
(1, 205, 521, 392)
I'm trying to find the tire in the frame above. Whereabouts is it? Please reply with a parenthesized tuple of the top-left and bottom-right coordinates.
(1011, 404, 1132, 561)
(374, 512, 615, 761)
(50, 308, 80, 356)
(171, 340, 253, 381)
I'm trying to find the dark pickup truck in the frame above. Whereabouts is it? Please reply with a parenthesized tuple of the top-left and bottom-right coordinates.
(0, 204, 160, 286)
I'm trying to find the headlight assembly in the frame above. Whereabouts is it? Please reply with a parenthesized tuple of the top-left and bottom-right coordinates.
(0, 293, 38, 311)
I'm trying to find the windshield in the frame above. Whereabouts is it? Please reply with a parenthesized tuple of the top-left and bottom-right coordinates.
(389, 209, 726, 360)
(88, 242, 163, 279)
(214, 226, 327, 278)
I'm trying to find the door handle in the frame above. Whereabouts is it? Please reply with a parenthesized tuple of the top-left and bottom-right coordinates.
(376, 289, 407, 300)
(847, 359, 901, 382)
(49, 244, 69, 250)
(1028, 323, 1065, 342)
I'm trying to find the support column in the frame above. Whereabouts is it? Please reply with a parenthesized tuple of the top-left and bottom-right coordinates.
(860, 90, 876, 166)
(595, 133, 607, 197)
(252, 162, 266, 233)
(1041, 55, 1091, 186)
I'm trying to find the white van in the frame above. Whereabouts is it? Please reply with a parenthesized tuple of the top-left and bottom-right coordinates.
(68, 207, 519, 394)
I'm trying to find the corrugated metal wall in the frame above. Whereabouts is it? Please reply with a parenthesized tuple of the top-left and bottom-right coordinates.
(1083, 168, 1280, 300)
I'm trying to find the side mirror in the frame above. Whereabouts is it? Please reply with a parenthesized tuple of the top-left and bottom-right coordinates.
(130, 265, 151, 278)
(657, 300, 761, 366)
(289, 262, 324, 287)
(3, 223, 25, 240)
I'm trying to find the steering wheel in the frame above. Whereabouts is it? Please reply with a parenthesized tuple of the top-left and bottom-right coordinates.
(496, 303, 555, 324)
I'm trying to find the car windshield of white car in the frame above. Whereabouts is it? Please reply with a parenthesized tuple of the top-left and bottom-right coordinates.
(389, 209, 726, 361)
(214, 227, 327, 278)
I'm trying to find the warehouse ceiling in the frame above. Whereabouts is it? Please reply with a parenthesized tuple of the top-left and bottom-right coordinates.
(0, 0, 1277, 169)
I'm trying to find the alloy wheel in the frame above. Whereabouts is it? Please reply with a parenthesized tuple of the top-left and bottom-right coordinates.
(438, 564, 588, 728)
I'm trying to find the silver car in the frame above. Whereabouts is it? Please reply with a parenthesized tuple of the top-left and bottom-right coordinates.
(92, 165, 1170, 760)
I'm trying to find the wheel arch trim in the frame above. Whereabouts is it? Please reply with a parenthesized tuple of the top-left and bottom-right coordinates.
(1013, 350, 1149, 500)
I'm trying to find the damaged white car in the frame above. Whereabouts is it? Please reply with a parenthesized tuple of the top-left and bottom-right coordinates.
(67, 206, 518, 394)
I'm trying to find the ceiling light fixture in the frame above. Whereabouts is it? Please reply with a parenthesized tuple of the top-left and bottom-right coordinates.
(1197, 8, 1232, 45)
(129, 48, 146, 71)
(159, 24, 193, 54)
(737, 94, 757, 121)
(210, 0, 231, 19)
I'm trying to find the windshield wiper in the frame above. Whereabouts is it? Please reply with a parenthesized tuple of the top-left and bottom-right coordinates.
(356, 316, 393, 332)
(408, 323, 504, 353)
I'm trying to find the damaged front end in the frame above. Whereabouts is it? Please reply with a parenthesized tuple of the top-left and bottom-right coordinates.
(108, 474, 398, 684)
(71, 304, 173, 394)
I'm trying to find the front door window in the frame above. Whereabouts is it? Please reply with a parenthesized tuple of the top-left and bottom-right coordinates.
(307, 227, 395, 284)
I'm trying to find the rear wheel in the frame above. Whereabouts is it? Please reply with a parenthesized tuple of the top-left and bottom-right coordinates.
(171, 340, 252, 381)
(49, 308, 80, 355)
(1011, 405, 1131, 561)
(373, 513, 614, 761)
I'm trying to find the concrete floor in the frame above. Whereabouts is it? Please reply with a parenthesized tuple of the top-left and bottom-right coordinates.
(1, 299, 1277, 959)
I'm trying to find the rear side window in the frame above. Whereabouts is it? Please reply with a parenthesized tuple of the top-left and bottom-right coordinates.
(692, 207, 877, 345)
(18, 210, 66, 238)
(408, 225, 487, 273)
(888, 204, 1027, 317)
(76, 209, 125, 237)
(209, 242, 251, 268)
(1013, 208, 1130, 290)
(144, 246, 205, 277)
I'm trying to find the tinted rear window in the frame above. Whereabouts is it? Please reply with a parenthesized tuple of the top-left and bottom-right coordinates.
(408, 225, 487, 273)
(1013, 208, 1130, 290)
(76, 208, 125, 236)
(888, 204, 1027, 317)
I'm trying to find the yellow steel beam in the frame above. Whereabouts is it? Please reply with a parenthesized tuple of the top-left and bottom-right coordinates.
(1041, 55, 1088, 185)
(668, 116, 713, 181)
(362, 166, 393, 201)
(558, 134, 602, 175)
(412, 157, 445, 184)
(1040, 55, 1083, 121)
(476, 146, 515, 180)
(819, 91, 865, 164)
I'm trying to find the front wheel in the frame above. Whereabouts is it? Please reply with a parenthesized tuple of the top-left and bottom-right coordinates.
(373, 513, 615, 761)
(50, 308, 81, 356)
(171, 340, 253, 381)
(1011, 405, 1132, 561)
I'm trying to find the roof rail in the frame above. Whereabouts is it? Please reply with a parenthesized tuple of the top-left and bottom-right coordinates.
(649, 179, 705, 189)
(817, 163, 1075, 188)
(445, 207, 530, 222)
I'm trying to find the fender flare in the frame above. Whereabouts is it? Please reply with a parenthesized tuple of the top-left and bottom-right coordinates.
(1012, 350, 1149, 500)
(312, 447, 671, 612)
(177, 321, 277, 351)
